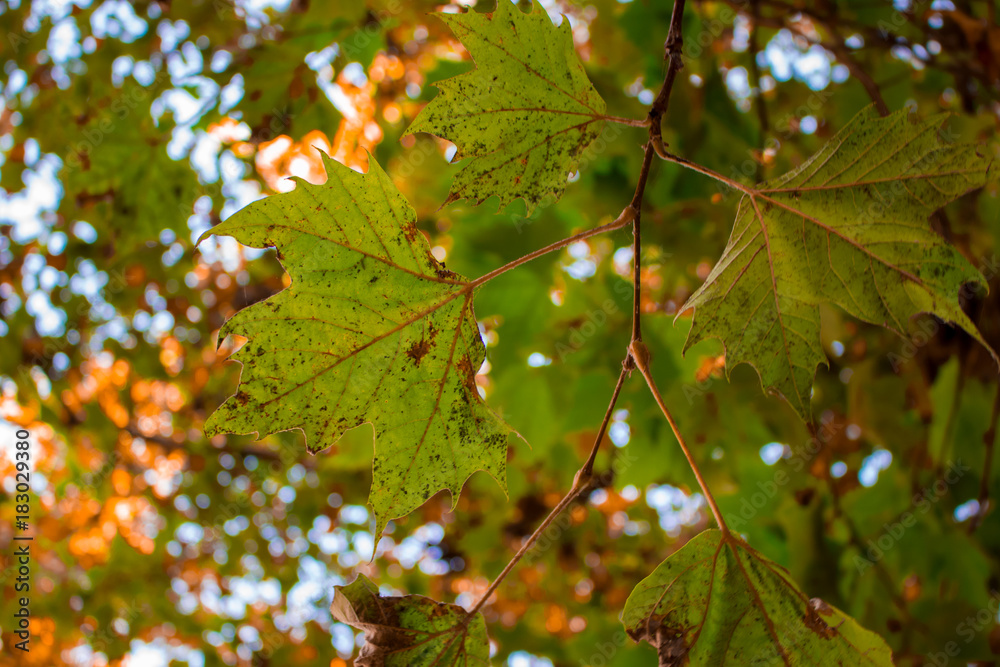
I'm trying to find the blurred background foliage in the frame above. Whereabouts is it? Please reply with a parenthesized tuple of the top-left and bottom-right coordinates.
(1, 0, 1000, 665)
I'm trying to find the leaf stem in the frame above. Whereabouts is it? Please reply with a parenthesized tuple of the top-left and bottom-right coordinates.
(602, 114, 652, 127)
(658, 150, 753, 195)
(468, 210, 634, 289)
(630, 343, 730, 536)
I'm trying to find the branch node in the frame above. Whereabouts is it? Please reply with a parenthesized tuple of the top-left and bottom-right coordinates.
(628, 339, 651, 373)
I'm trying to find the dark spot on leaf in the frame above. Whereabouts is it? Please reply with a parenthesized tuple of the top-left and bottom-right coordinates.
(653, 625, 689, 667)
(804, 598, 837, 639)
(455, 356, 478, 395)
(407, 339, 431, 365)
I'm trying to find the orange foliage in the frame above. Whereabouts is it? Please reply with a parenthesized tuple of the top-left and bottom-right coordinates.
(207, 116, 248, 143)
(694, 354, 726, 383)
(256, 131, 335, 191)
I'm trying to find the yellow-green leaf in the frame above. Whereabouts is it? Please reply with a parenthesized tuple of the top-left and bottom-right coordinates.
(405, 0, 607, 214)
(622, 530, 893, 666)
(332, 574, 490, 666)
(678, 106, 996, 420)
(200, 153, 513, 538)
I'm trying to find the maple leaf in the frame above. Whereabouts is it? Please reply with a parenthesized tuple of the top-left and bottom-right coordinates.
(200, 152, 514, 539)
(622, 530, 893, 666)
(677, 106, 997, 420)
(331, 574, 490, 667)
(405, 0, 607, 214)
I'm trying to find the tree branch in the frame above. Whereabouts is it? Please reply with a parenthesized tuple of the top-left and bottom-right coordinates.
(463, 0, 691, 621)
(463, 362, 630, 621)
(748, 0, 771, 175)
(629, 0, 687, 343)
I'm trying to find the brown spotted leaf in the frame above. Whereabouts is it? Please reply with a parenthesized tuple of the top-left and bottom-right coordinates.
(331, 574, 490, 666)
(678, 106, 996, 420)
(200, 153, 514, 538)
(622, 530, 893, 666)
(404, 0, 607, 214)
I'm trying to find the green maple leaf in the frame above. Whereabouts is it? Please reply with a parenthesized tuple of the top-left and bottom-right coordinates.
(622, 530, 893, 666)
(200, 152, 514, 538)
(332, 574, 490, 666)
(405, 0, 607, 214)
(678, 106, 996, 420)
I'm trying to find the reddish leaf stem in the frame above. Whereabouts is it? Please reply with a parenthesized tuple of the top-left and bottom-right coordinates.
(631, 340, 730, 535)
(602, 114, 652, 127)
(469, 210, 634, 289)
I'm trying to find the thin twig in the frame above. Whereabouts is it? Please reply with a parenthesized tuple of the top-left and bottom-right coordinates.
(124, 424, 311, 467)
(630, 149, 652, 343)
(829, 36, 890, 116)
(828, 481, 917, 622)
(580, 366, 630, 480)
(748, 0, 770, 179)
(463, 363, 630, 621)
(463, 0, 692, 621)
(627, 0, 687, 342)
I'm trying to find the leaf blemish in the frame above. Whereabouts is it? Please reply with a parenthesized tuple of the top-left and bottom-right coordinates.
(406, 339, 431, 365)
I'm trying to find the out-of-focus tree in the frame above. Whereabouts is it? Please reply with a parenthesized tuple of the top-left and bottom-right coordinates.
(0, 0, 999, 665)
